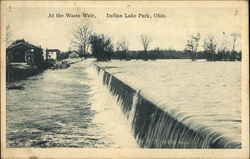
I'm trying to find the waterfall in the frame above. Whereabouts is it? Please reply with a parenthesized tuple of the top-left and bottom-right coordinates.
(86, 63, 138, 148)
(92, 63, 241, 149)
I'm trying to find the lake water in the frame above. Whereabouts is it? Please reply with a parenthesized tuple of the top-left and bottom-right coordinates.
(97, 59, 241, 145)
(6, 59, 241, 147)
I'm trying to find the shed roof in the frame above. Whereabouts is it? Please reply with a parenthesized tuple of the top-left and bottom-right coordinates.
(46, 49, 61, 52)
(7, 42, 42, 50)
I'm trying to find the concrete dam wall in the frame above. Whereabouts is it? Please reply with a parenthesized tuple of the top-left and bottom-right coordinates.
(93, 63, 241, 149)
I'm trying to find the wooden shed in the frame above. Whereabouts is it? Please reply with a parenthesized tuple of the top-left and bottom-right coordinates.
(6, 41, 44, 68)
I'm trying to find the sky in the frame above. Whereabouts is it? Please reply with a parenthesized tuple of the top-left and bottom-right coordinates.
(7, 7, 242, 52)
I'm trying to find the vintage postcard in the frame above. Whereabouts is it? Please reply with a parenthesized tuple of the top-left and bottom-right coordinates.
(1, 0, 249, 158)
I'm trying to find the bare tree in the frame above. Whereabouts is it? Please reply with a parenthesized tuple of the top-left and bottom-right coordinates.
(220, 32, 228, 51)
(185, 33, 200, 61)
(116, 39, 129, 52)
(231, 33, 241, 52)
(141, 35, 152, 52)
(6, 24, 12, 47)
(116, 39, 129, 60)
(116, 41, 121, 52)
(71, 22, 92, 58)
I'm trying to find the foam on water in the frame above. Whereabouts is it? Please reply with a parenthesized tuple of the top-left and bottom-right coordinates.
(93, 60, 241, 148)
(6, 59, 137, 148)
(85, 63, 138, 148)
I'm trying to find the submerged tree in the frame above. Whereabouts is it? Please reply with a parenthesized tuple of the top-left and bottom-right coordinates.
(140, 35, 152, 60)
(141, 35, 152, 52)
(185, 33, 200, 61)
(116, 39, 129, 60)
(89, 34, 113, 61)
(230, 33, 241, 61)
(231, 33, 241, 52)
(217, 32, 230, 61)
(203, 35, 217, 61)
(221, 32, 228, 51)
(71, 22, 92, 58)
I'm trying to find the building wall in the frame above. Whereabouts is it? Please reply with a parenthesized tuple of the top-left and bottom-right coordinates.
(9, 46, 28, 62)
(33, 48, 44, 68)
(7, 43, 44, 68)
(43, 50, 47, 60)
(48, 51, 57, 60)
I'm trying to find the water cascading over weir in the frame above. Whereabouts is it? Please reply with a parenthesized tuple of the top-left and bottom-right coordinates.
(92, 63, 241, 149)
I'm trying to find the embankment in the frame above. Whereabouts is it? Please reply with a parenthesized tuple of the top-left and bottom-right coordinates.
(6, 64, 41, 82)
(93, 62, 241, 149)
(6, 59, 82, 82)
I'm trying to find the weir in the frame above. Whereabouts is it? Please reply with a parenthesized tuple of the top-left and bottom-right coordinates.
(92, 63, 241, 149)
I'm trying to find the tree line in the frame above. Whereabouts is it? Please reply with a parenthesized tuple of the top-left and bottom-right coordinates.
(69, 22, 242, 61)
(5, 21, 241, 62)
(184, 32, 241, 61)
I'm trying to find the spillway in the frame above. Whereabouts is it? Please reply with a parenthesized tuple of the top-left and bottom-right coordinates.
(92, 61, 241, 149)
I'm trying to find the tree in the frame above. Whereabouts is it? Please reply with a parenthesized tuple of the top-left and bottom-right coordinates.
(120, 40, 129, 53)
(221, 32, 228, 51)
(185, 33, 200, 61)
(11, 39, 26, 45)
(116, 39, 129, 60)
(6, 24, 12, 47)
(140, 35, 152, 60)
(230, 33, 241, 61)
(203, 35, 217, 61)
(217, 32, 230, 61)
(231, 33, 241, 52)
(141, 35, 152, 52)
(71, 22, 92, 58)
(89, 34, 113, 61)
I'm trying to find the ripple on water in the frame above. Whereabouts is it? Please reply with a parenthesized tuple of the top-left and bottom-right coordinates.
(6, 61, 138, 148)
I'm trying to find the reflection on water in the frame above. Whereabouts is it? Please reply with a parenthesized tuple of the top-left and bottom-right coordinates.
(6, 60, 137, 148)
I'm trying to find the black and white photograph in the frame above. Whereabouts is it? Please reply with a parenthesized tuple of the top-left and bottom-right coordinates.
(1, 1, 249, 158)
